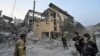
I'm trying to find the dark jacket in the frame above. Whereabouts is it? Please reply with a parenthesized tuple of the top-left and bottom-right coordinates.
(62, 33, 67, 42)
(83, 39, 98, 54)
(62, 37, 66, 42)
(73, 36, 85, 50)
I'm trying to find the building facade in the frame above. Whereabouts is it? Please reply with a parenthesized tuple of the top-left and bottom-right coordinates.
(24, 3, 74, 40)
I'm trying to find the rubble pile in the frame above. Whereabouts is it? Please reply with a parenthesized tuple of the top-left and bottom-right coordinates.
(26, 37, 62, 50)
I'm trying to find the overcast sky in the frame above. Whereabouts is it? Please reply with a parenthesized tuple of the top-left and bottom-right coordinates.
(0, 0, 100, 26)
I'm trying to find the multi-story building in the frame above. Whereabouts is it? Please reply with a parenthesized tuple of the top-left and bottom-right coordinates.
(0, 14, 13, 38)
(24, 3, 74, 40)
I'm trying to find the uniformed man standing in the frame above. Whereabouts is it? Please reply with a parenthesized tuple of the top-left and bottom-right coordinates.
(14, 34, 26, 56)
(61, 32, 68, 49)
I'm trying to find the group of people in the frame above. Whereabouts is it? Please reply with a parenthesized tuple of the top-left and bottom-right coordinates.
(61, 32, 98, 56)
(14, 32, 98, 56)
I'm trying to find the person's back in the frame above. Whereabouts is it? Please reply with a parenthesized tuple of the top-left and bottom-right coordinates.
(84, 39, 98, 55)
(18, 39, 25, 55)
(14, 34, 26, 56)
(83, 33, 98, 56)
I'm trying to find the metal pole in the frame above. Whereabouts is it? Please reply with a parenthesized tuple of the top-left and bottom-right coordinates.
(32, 0, 35, 36)
(0, 10, 2, 17)
(11, 0, 17, 17)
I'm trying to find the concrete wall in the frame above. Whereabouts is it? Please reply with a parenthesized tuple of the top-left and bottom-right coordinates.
(33, 18, 54, 39)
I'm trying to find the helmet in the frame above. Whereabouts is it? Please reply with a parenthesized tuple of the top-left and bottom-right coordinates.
(64, 32, 68, 34)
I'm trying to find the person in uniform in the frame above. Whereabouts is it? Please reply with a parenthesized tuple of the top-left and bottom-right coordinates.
(61, 32, 68, 49)
(14, 34, 26, 56)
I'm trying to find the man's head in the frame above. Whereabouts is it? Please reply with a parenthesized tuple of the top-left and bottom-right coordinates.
(74, 32, 79, 36)
(64, 32, 68, 34)
(83, 33, 90, 42)
(20, 34, 26, 41)
(83, 33, 90, 38)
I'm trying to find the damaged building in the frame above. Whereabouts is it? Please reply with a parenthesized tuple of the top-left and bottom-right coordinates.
(0, 10, 27, 42)
(0, 11, 14, 42)
(24, 3, 74, 40)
